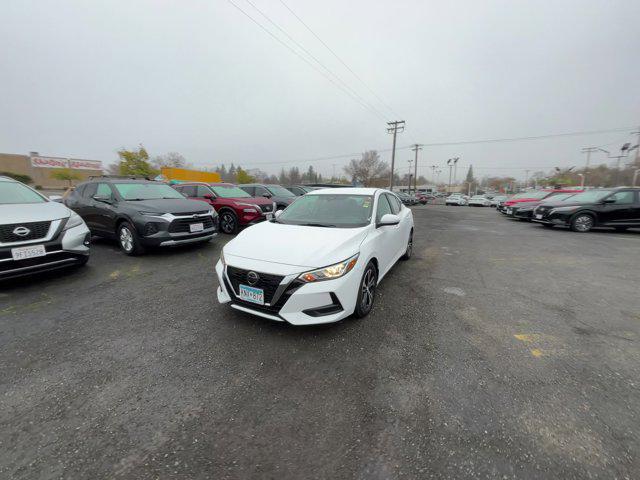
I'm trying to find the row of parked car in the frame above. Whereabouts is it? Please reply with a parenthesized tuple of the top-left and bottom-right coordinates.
(2, 175, 417, 324)
(496, 187, 640, 232)
(444, 193, 508, 207)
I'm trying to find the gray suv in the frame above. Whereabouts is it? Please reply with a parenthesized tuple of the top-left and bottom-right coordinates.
(0, 176, 90, 280)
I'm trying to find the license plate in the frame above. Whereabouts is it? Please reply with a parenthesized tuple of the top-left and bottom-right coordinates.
(239, 284, 264, 305)
(189, 222, 204, 233)
(535, 214, 543, 220)
(11, 244, 46, 260)
(507, 209, 512, 214)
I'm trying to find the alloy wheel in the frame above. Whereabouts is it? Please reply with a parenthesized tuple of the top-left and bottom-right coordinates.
(119, 227, 134, 252)
(360, 267, 376, 312)
(574, 215, 594, 232)
(220, 213, 235, 234)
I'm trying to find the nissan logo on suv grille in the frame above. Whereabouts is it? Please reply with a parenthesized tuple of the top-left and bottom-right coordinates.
(12, 226, 31, 237)
(247, 271, 260, 285)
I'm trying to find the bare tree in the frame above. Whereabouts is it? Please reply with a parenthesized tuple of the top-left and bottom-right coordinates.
(152, 152, 190, 170)
(343, 150, 388, 186)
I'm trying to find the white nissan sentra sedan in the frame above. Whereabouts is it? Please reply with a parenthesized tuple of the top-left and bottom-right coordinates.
(215, 188, 414, 325)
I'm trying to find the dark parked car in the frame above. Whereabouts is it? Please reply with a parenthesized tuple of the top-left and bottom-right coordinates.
(284, 185, 320, 196)
(173, 182, 275, 234)
(532, 187, 640, 232)
(396, 191, 418, 206)
(238, 184, 296, 210)
(512, 193, 576, 221)
(65, 177, 217, 255)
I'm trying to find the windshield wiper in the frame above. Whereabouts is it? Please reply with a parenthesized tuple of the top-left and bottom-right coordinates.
(300, 223, 336, 228)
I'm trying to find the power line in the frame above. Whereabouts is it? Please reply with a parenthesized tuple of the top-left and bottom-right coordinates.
(226, 0, 387, 122)
(241, 0, 389, 122)
(278, 0, 401, 120)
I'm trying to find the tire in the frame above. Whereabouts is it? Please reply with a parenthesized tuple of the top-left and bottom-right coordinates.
(570, 214, 594, 233)
(117, 221, 145, 255)
(219, 210, 239, 234)
(401, 230, 413, 260)
(614, 226, 629, 232)
(353, 262, 378, 319)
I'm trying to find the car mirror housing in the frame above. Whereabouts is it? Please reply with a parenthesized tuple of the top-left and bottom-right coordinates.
(262, 193, 272, 198)
(203, 193, 214, 200)
(377, 213, 400, 227)
(602, 198, 616, 204)
(48, 195, 62, 202)
(274, 210, 283, 218)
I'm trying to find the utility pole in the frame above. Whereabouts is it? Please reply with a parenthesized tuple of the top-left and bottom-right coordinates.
(452, 157, 460, 185)
(411, 144, 422, 194)
(447, 159, 453, 193)
(387, 120, 405, 191)
(581, 146, 599, 186)
(524, 170, 530, 189)
(407, 158, 413, 194)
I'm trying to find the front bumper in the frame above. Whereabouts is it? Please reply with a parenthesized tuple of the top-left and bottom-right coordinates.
(137, 213, 218, 247)
(0, 222, 90, 280)
(215, 258, 362, 325)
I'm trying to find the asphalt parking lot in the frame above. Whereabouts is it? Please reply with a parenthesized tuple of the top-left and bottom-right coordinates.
(1, 206, 639, 479)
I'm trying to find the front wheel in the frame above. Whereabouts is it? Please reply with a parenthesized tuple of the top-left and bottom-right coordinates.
(353, 262, 378, 319)
(570, 214, 594, 233)
(219, 211, 239, 234)
(401, 230, 413, 260)
(118, 221, 145, 255)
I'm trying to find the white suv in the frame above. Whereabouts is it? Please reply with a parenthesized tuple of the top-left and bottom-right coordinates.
(0, 177, 90, 280)
(445, 194, 468, 206)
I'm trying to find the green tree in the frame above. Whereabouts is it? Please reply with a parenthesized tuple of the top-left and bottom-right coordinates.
(117, 145, 157, 177)
(236, 167, 255, 184)
(50, 168, 81, 188)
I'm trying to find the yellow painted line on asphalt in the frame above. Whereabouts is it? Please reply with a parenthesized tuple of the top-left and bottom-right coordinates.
(514, 334, 539, 343)
(109, 270, 121, 280)
(530, 348, 544, 358)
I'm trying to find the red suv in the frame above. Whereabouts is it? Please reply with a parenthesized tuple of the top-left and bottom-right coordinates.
(503, 189, 582, 211)
(173, 182, 276, 234)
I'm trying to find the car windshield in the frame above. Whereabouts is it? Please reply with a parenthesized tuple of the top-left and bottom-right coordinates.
(114, 183, 185, 200)
(267, 185, 296, 197)
(513, 191, 550, 199)
(0, 181, 46, 204)
(211, 184, 251, 198)
(560, 190, 613, 203)
(276, 194, 373, 228)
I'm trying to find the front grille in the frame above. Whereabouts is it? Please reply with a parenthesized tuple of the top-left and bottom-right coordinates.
(171, 210, 209, 216)
(224, 276, 303, 316)
(168, 216, 214, 233)
(0, 250, 79, 274)
(259, 204, 273, 213)
(226, 266, 285, 304)
(0, 221, 51, 243)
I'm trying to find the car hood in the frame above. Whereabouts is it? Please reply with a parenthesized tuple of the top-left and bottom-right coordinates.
(122, 198, 211, 214)
(224, 221, 369, 268)
(504, 198, 545, 206)
(228, 197, 273, 206)
(0, 201, 71, 224)
(538, 200, 585, 209)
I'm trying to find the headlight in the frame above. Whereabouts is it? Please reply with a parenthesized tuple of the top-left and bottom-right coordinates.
(298, 253, 359, 283)
(63, 212, 84, 230)
(549, 206, 580, 214)
(220, 249, 226, 266)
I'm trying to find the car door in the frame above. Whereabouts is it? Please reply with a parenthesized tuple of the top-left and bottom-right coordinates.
(386, 193, 411, 258)
(632, 191, 640, 225)
(92, 183, 118, 233)
(195, 185, 216, 206)
(78, 183, 98, 229)
(374, 193, 398, 276)
(599, 191, 635, 225)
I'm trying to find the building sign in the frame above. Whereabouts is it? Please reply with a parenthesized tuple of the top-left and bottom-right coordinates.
(31, 156, 102, 171)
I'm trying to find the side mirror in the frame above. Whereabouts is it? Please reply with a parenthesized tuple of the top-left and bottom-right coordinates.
(93, 194, 112, 204)
(203, 193, 214, 200)
(602, 198, 616, 204)
(262, 193, 272, 198)
(377, 213, 400, 227)
(48, 195, 63, 202)
(274, 210, 283, 218)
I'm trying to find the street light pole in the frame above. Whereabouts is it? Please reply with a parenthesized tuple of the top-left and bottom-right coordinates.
(407, 158, 413, 194)
(577, 173, 585, 188)
(633, 169, 640, 187)
(387, 120, 405, 191)
(447, 159, 453, 193)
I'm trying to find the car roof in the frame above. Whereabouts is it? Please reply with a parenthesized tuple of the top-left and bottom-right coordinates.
(0, 176, 16, 182)
(84, 177, 155, 183)
(308, 187, 380, 195)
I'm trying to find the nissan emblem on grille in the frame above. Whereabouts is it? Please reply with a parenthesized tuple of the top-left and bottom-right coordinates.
(13, 226, 31, 237)
(247, 271, 259, 285)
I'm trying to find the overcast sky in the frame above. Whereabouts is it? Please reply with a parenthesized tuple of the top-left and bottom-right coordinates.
(1, 0, 639, 180)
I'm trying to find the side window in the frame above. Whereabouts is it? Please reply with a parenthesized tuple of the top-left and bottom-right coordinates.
(386, 193, 401, 214)
(196, 185, 212, 197)
(255, 186, 268, 197)
(181, 186, 197, 198)
(241, 186, 254, 196)
(609, 191, 634, 204)
(96, 183, 112, 197)
(376, 194, 393, 222)
(83, 183, 97, 198)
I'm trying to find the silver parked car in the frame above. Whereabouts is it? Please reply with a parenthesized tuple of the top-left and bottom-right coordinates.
(0, 176, 90, 279)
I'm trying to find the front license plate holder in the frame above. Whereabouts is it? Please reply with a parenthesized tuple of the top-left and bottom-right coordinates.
(11, 244, 46, 260)
(535, 214, 543, 220)
(239, 284, 264, 305)
(190, 222, 204, 233)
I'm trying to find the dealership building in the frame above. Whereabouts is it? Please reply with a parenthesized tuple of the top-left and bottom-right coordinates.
(0, 151, 103, 189)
